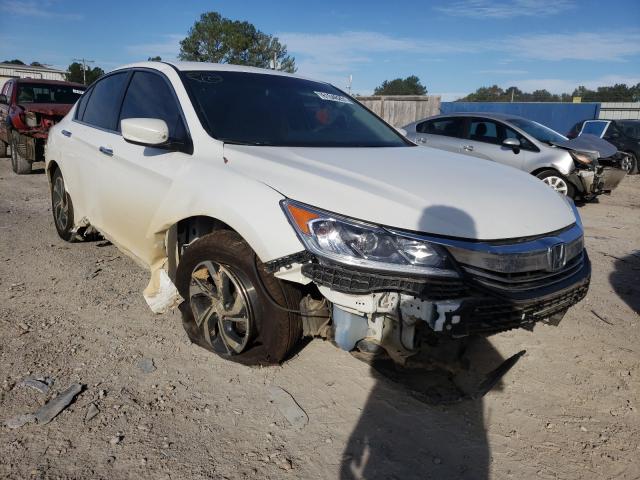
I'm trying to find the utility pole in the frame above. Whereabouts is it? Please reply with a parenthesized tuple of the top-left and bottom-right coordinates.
(510, 88, 515, 103)
(347, 74, 353, 95)
(72, 58, 94, 85)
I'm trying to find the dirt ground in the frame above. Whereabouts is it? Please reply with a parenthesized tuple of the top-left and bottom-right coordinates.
(1, 159, 639, 480)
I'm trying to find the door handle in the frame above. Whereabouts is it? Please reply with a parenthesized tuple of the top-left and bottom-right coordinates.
(99, 146, 113, 156)
(61, 129, 72, 137)
(417, 137, 427, 143)
(463, 145, 474, 152)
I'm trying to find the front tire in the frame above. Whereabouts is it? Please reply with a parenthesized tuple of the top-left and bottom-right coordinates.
(175, 230, 302, 365)
(50, 168, 75, 241)
(536, 170, 574, 198)
(10, 132, 31, 174)
(622, 152, 638, 175)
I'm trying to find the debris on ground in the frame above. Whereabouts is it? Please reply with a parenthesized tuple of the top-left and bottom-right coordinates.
(17, 376, 54, 394)
(85, 403, 99, 422)
(268, 386, 308, 429)
(34, 383, 83, 425)
(4, 413, 36, 429)
(137, 358, 156, 374)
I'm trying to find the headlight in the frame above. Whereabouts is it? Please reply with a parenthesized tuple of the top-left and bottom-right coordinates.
(570, 151, 596, 166)
(282, 200, 458, 277)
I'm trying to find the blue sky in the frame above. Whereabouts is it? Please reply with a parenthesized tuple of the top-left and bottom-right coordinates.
(1, 0, 639, 99)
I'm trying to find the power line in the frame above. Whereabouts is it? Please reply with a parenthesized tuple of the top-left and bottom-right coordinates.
(72, 58, 95, 85)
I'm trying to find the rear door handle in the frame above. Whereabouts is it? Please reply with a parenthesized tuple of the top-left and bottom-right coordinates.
(99, 146, 113, 156)
(463, 145, 474, 152)
(61, 129, 72, 137)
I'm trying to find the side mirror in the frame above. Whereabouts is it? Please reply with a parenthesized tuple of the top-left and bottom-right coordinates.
(121, 118, 169, 146)
(502, 137, 521, 152)
(0, 94, 7, 105)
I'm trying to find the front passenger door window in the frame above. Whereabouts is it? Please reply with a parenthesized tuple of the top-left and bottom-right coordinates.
(119, 71, 187, 142)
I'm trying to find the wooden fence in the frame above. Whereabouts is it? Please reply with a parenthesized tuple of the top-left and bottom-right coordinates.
(356, 95, 441, 127)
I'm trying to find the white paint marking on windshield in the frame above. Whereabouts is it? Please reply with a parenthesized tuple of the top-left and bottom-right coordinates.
(314, 91, 352, 104)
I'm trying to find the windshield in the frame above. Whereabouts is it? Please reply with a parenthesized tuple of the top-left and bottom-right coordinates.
(580, 121, 609, 138)
(17, 83, 85, 104)
(507, 118, 567, 144)
(182, 71, 409, 147)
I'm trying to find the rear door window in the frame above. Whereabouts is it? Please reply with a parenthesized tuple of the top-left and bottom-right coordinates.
(468, 119, 501, 144)
(417, 117, 464, 138)
(81, 72, 129, 131)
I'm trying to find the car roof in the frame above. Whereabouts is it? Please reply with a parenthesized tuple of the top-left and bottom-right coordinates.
(419, 112, 532, 123)
(114, 61, 325, 84)
(14, 78, 85, 88)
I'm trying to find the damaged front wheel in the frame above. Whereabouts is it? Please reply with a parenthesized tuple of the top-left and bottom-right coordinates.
(175, 231, 302, 365)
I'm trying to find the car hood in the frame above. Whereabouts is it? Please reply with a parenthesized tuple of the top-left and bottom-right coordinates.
(550, 134, 617, 159)
(17, 103, 73, 116)
(223, 144, 577, 240)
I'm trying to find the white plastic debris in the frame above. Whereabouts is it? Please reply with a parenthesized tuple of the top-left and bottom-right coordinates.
(143, 268, 183, 314)
(268, 386, 308, 429)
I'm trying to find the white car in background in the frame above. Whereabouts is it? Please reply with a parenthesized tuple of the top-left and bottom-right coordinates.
(45, 62, 590, 368)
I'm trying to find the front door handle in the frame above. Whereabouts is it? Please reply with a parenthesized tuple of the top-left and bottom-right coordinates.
(99, 146, 113, 156)
(61, 129, 72, 137)
(463, 145, 474, 152)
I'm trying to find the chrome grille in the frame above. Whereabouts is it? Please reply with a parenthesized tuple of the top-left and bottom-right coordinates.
(461, 251, 585, 291)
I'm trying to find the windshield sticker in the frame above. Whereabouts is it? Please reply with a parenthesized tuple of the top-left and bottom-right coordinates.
(73, 89, 84, 95)
(185, 72, 223, 84)
(314, 91, 352, 104)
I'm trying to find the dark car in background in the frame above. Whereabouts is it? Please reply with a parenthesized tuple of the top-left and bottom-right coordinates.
(0, 78, 86, 174)
(567, 119, 639, 174)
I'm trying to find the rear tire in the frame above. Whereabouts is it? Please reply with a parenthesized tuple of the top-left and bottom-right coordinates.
(175, 230, 303, 365)
(50, 168, 75, 241)
(535, 170, 575, 198)
(10, 132, 31, 174)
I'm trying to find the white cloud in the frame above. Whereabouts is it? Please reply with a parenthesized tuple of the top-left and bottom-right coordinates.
(436, 0, 574, 18)
(507, 32, 640, 61)
(125, 34, 183, 60)
(0, 0, 82, 20)
(476, 69, 528, 75)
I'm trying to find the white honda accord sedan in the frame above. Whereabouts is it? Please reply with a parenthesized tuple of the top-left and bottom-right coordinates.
(45, 61, 590, 366)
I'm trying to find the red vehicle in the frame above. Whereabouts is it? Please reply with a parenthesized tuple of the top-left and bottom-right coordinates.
(0, 78, 86, 174)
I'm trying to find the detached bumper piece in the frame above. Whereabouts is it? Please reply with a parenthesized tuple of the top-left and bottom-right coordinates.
(301, 262, 469, 300)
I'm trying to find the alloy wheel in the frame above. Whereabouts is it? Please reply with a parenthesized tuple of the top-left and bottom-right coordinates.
(52, 176, 70, 231)
(621, 155, 633, 173)
(189, 261, 254, 354)
(542, 175, 569, 196)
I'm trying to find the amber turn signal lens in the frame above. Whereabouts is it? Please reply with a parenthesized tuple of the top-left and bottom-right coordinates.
(286, 204, 319, 235)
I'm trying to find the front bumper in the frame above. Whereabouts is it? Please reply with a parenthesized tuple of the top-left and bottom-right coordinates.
(571, 162, 626, 197)
(301, 250, 590, 336)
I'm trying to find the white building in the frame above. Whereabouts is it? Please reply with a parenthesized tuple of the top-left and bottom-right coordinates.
(0, 63, 67, 91)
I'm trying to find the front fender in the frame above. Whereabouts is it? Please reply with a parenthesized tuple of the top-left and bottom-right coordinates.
(147, 164, 304, 264)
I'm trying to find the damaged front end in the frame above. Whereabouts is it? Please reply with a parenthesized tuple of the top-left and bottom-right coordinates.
(270, 200, 590, 366)
(10, 104, 73, 162)
(555, 136, 627, 200)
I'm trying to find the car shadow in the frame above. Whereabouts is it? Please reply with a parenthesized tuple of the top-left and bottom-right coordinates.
(609, 251, 640, 314)
(341, 206, 502, 479)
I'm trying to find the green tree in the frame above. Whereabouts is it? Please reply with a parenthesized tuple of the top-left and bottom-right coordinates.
(30, 61, 44, 67)
(2, 59, 25, 65)
(179, 12, 296, 73)
(66, 62, 105, 85)
(148, 56, 162, 61)
(373, 76, 427, 95)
